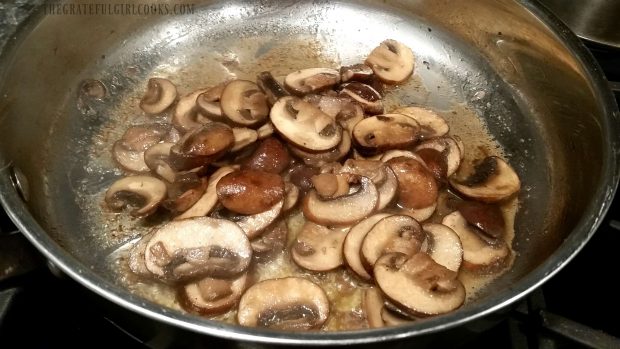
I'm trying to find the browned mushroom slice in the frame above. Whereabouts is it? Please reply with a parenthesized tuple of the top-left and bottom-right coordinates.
(220, 80, 269, 127)
(172, 88, 209, 133)
(379, 150, 421, 163)
(163, 173, 208, 214)
(450, 156, 520, 203)
(169, 122, 234, 171)
(237, 277, 330, 330)
(282, 182, 300, 212)
(176, 166, 239, 220)
(394, 106, 449, 140)
(374, 252, 466, 316)
(457, 201, 505, 239)
(400, 202, 437, 223)
(352, 114, 420, 155)
(221, 200, 284, 239)
(291, 222, 348, 272)
(310, 173, 350, 199)
(216, 169, 284, 215)
(442, 211, 510, 272)
(242, 137, 291, 174)
(128, 232, 154, 277)
(284, 68, 340, 96)
(343, 213, 391, 281)
(270, 96, 342, 151)
(289, 131, 351, 168)
(230, 127, 258, 152)
(257, 71, 290, 105)
(251, 220, 288, 259)
(286, 163, 321, 193)
(144, 142, 176, 182)
(195, 83, 226, 119)
(339, 82, 384, 115)
(339, 159, 398, 210)
(415, 148, 448, 182)
(414, 136, 462, 177)
(304, 95, 364, 135)
(303, 176, 379, 226)
(365, 39, 415, 84)
(105, 175, 167, 217)
(112, 124, 169, 172)
(381, 308, 412, 326)
(340, 64, 374, 83)
(179, 273, 248, 315)
(144, 217, 252, 282)
(140, 78, 177, 114)
(423, 223, 463, 272)
(360, 214, 424, 271)
(387, 157, 438, 209)
(363, 288, 385, 328)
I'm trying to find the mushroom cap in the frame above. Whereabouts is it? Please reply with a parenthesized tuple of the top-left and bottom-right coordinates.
(449, 156, 520, 202)
(140, 78, 178, 114)
(169, 122, 234, 171)
(343, 213, 391, 281)
(179, 273, 248, 315)
(374, 252, 466, 316)
(284, 68, 340, 96)
(352, 114, 420, 155)
(175, 165, 238, 220)
(144, 217, 252, 282)
(242, 137, 291, 174)
(394, 106, 449, 140)
(220, 80, 269, 126)
(270, 96, 342, 152)
(423, 223, 463, 272)
(291, 222, 348, 272)
(365, 39, 415, 84)
(237, 277, 330, 330)
(216, 169, 284, 215)
(303, 176, 379, 226)
(456, 200, 505, 239)
(105, 175, 167, 217)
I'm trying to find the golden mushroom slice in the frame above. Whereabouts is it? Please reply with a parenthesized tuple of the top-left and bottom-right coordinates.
(352, 114, 420, 155)
(179, 273, 248, 315)
(237, 277, 330, 330)
(423, 223, 463, 272)
(284, 68, 340, 96)
(291, 222, 348, 272)
(365, 39, 415, 84)
(449, 156, 521, 202)
(343, 213, 391, 281)
(139, 78, 177, 114)
(105, 175, 167, 217)
(220, 80, 269, 127)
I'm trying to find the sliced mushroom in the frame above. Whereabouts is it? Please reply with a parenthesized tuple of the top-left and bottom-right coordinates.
(374, 252, 466, 316)
(284, 68, 340, 96)
(175, 165, 238, 220)
(105, 175, 167, 217)
(144, 217, 252, 282)
(163, 172, 208, 214)
(400, 202, 437, 222)
(144, 142, 176, 182)
(387, 157, 438, 209)
(289, 131, 351, 167)
(270, 96, 342, 151)
(220, 80, 269, 126)
(257, 71, 290, 105)
(139, 78, 177, 114)
(256, 122, 275, 139)
(310, 173, 350, 199)
(112, 124, 169, 172)
(365, 39, 415, 84)
(179, 273, 248, 315)
(363, 288, 385, 328)
(449, 156, 520, 202)
(172, 88, 209, 133)
(230, 127, 258, 152)
(237, 277, 330, 330)
(379, 150, 423, 163)
(442, 211, 510, 272)
(457, 200, 505, 239)
(286, 163, 321, 193)
(282, 182, 300, 212)
(423, 223, 463, 272)
(415, 148, 448, 182)
(169, 122, 234, 171)
(251, 220, 288, 259)
(217, 199, 284, 239)
(339, 82, 383, 115)
(381, 307, 413, 326)
(339, 159, 398, 210)
(360, 214, 424, 271)
(303, 176, 379, 225)
(291, 222, 348, 272)
(195, 83, 226, 119)
(394, 106, 449, 140)
(304, 95, 364, 134)
(216, 169, 284, 215)
(414, 136, 462, 177)
(352, 114, 420, 155)
(128, 232, 154, 277)
(343, 213, 391, 281)
(242, 137, 291, 174)
(340, 64, 374, 83)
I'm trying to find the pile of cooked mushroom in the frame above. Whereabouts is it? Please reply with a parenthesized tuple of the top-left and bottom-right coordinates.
(105, 39, 521, 331)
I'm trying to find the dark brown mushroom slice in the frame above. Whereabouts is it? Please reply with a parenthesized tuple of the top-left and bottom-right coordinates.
(144, 142, 176, 182)
(415, 148, 448, 182)
(195, 83, 226, 120)
(112, 124, 169, 172)
(105, 175, 167, 217)
(169, 122, 234, 171)
(288, 131, 351, 168)
(442, 211, 510, 272)
(303, 176, 379, 226)
(216, 199, 284, 239)
(363, 288, 385, 328)
(291, 222, 348, 272)
(172, 88, 210, 133)
(423, 223, 463, 272)
(257, 71, 290, 105)
(352, 114, 420, 155)
(394, 106, 449, 140)
(414, 136, 462, 177)
(286, 163, 321, 193)
(339, 82, 384, 115)
(365, 39, 415, 84)
(216, 169, 284, 215)
(284, 68, 340, 96)
(343, 213, 391, 281)
(449, 156, 520, 203)
(175, 165, 238, 220)
(140, 78, 178, 114)
(163, 172, 208, 214)
(251, 220, 288, 260)
(179, 273, 248, 315)
(456, 200, 505, 240)
(242, 137, 291, 174)
(144, 217, 252, 282)
(340, 63, 374, 83)
(360, 214, 424, 271)
(374, 252, 466, 316)
(220, 80, 269, 127)
(237, 277, 330, 330)
(387, 157, 438, 209)
(128, 232, 155, 277)
(270, 96, 342, 152)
